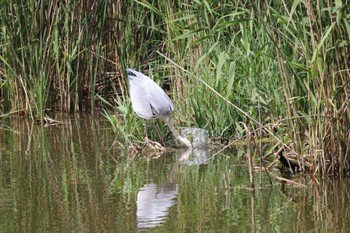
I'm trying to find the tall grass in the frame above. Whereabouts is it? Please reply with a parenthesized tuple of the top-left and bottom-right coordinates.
(0, 0, 349, 174)
(266, 1, 350, 174)
(1, 0, 111, 116)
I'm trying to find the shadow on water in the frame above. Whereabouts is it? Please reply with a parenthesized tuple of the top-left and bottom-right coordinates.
(0, 114, 350, 232)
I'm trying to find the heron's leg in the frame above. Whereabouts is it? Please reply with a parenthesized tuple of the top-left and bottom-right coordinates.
(143, 119, 165, 151)
(153, 120, 165, 145)
(143, 119, 149, 140)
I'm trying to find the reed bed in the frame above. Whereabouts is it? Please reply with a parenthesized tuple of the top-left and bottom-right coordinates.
(0, 0, 349, 175)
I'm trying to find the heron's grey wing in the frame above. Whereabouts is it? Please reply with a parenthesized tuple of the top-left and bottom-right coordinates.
(127, 68, 174, 118)
(145, 78, 174, 118)
(129, 77, 155, 119)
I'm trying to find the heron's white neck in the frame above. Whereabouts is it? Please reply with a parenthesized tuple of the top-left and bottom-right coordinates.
(164, 117, 192, 148)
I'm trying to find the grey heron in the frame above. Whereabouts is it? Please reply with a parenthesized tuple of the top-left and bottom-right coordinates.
(126, 68, 192, 148)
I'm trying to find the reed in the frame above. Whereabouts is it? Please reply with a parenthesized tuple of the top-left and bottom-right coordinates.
(1, 0, 112, 116)
(265, 1, 350, 175)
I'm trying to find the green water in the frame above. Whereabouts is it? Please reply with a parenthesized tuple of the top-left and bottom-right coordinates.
(0, 115, 349, 232)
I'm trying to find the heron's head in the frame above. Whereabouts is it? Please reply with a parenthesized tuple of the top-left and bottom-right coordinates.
(126, 68, 137, 78)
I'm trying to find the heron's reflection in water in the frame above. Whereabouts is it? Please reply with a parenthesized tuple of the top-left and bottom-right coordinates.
(137, 147, 211, 230)
(137, 183, 178, 230)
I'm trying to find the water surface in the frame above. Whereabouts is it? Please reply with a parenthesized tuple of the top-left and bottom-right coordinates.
(0, 115, 349, 232)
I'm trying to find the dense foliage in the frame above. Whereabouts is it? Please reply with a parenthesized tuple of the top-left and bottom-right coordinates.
(1, 0, 349, 174)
